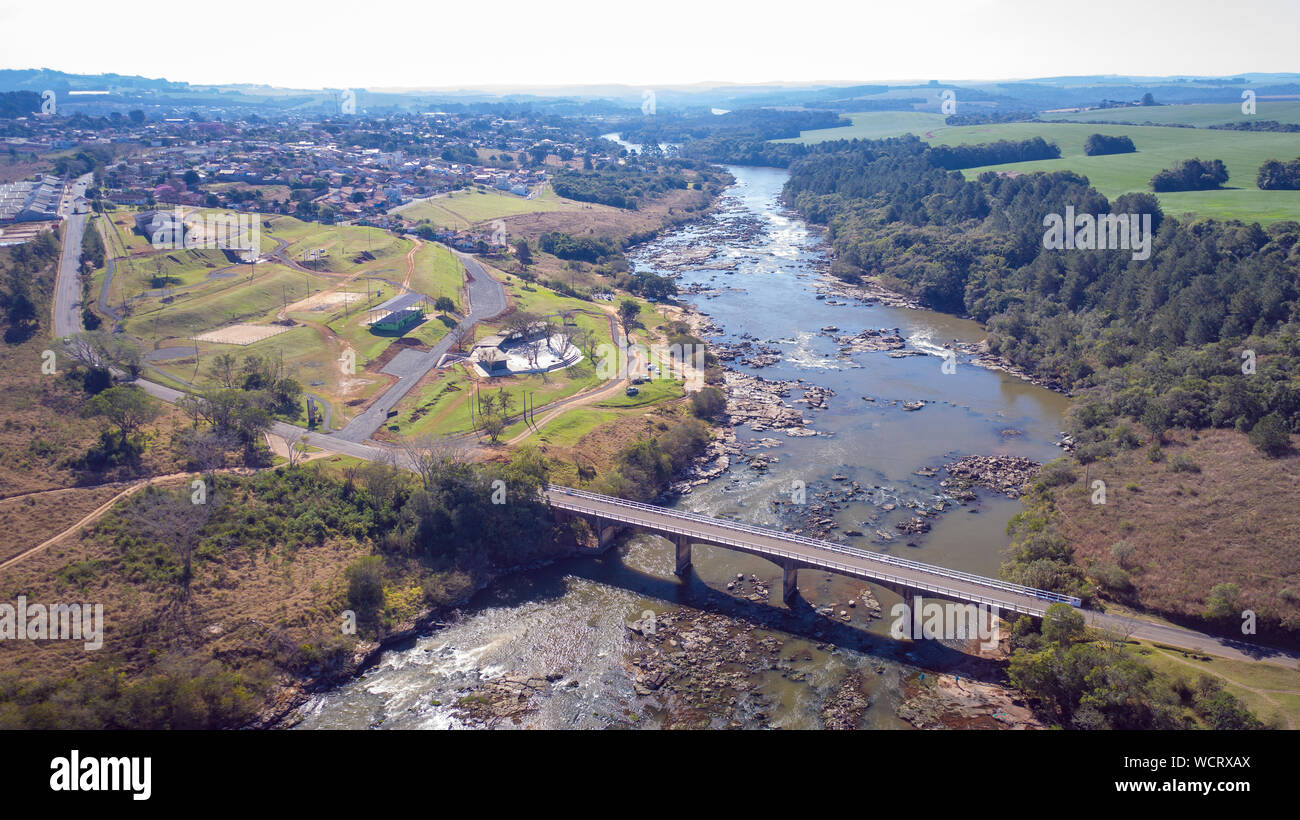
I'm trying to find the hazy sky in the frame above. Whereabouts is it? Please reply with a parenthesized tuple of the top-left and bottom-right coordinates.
(2, 0, 1298, 89)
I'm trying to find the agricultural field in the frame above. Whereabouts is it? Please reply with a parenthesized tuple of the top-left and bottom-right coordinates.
(395, 185, 575, 229)
(781, 109, 1300, 221)
(775, 111, 946, 143)
(1040, 101, 1300, 128)
(925, 121, 1300, 222)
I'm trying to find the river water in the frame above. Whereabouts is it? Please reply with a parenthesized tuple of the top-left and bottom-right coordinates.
(295, 164, 1069, 730)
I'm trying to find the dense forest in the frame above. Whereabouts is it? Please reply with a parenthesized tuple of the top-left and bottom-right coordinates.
(551, 166, 687, 209)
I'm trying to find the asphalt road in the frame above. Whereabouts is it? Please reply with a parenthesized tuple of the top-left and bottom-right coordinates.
(51, 174, 94, 338)
(329, 250, 506, 443)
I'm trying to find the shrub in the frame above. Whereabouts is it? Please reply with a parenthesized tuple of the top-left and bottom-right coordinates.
(1248, 413, 1292, 457)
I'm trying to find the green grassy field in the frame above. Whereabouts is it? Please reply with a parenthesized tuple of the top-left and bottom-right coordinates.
(782, 110, 1300, 222)
(1041, 101, 1300, 128)
(264, 216, 409, 275)
(776, 111, 946, 144)
(409, 242, 465, 308)
(123, 263, 329, 342)
(528, 408, 618, 448)
(1136, 642, 1300, 730)
(395, 186, 574, 229)
(594, 376, 684, 408)
(925, 121, 1300, 222)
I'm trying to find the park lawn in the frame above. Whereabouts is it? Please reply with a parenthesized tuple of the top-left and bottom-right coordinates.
(122, 263, 328, 343)
(387, 356, 605, 439)
(397, 185, 572, 229)
(527, 408, 619, 448)
(1040, 101, 1300, 128)
(777, 111, 947, 144)
(404, 313, 453, 348)
(1135, 642, 1300, 730)
(325, 308, 400, 369)
(408, 241, 465, 307)
(263, 215, 409, 274)
(594, 376, 684, 408)
(102, 207, 156, 255)
(923, 121, 1300, 223)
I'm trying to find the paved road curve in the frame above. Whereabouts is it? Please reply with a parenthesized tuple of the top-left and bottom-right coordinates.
(330, 250, 507, 443)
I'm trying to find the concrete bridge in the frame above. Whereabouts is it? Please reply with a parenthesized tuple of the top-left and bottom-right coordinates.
(544, 485, 1081, 617)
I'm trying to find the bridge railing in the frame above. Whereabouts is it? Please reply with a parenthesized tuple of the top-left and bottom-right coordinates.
(546, 484, 1081, 609)
(547, 487, 1051, 616)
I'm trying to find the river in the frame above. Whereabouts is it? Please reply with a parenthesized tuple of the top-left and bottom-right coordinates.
(294, 163, 1069, 730)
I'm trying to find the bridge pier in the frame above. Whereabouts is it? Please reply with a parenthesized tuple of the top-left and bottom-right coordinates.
(674, 536, 692, 577)
(781, 561, 799, 603)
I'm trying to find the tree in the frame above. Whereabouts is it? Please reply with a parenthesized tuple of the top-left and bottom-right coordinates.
(690, 386, 726, 418)
(398, 435, 469, 492)
(1041, 603, 1086, 647)
(208, 353, 240, 390)
(1248, 413, 1291, 457)
(480, 412, 506, 444)
(1205, 583, 1242, 621)
(513, 239, 532, 265)
(83, 385, 158, 446)
(122, 487, 215, 590)
(434, 296, 456, 315)
(617, 299, 641, 343)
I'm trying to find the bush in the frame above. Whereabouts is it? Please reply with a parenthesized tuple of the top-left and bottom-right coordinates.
(1248, 413, 1292, 457)
(345, 556, 385, 622)
(689, 387, 726, 419)
(1168, 453, 1201, 473)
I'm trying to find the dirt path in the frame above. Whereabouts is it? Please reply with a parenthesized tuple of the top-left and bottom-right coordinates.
(1151, 646, 1300, 729)
(0, 469, 250, 572)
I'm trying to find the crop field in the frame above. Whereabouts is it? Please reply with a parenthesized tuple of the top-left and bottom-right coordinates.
(926, 121, 1300, 222)
(395, 185, 575, 229)
(776, 111, 946, 143)
(1040, 101, 1300, 128)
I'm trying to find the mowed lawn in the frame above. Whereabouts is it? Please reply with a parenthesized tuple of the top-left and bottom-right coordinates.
(409, 241, 465, 308)
(926, 121, 1300, 222)
(123, 263, 330, 342)
(396, 185, 575, 229)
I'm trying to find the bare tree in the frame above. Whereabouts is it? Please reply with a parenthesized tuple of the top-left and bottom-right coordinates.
(524, 338, 543, 371)
(183, 428, 238, 486)
(284, 433, 310, 468)
(554, 330, 576, 361)
(398, 434, 469, 491)
(122, 486, 218, 592)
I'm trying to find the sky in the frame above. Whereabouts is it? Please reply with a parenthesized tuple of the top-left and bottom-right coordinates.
(2, 0, 1298, 90)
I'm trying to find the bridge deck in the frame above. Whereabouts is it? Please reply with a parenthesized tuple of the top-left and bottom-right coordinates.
(545, 485, 1080, 617)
